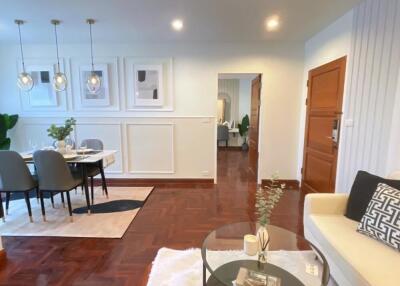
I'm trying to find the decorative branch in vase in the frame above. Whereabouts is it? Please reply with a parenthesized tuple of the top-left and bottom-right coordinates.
(47, 118, 76, 154)
(255, 173, 286, 263)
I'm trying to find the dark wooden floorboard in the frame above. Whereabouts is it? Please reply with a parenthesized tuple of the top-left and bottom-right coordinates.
(0, 149, 304, 285)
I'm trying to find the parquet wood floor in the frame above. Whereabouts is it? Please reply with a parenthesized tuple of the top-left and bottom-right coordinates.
(0, 149, 304, 286)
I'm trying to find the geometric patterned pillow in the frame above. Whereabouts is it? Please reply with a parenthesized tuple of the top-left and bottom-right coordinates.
(357, 183, 400, 251)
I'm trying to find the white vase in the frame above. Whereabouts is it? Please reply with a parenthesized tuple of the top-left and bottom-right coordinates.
(56, 140, 66, 154)
(257, 226, 269, 263)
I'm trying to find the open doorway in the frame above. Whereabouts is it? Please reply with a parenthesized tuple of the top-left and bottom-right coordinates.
(216, 73, 262, 183)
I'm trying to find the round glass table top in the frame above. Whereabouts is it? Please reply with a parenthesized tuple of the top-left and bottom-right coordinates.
(201, 222, 330, 286)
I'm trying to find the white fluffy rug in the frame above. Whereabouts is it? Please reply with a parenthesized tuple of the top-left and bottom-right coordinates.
(0, 186, 153, 238)
(147, 248, 338, 286)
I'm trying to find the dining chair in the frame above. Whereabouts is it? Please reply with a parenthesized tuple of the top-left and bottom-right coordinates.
(0, 151, 39, 222)
(33, 150, 87, 222)
(80, 139, 108, 204)
(217, 125, 229, 147)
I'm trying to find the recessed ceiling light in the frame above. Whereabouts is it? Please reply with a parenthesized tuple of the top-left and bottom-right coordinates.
(171, 19, 183, 31)
(265, 16, 280, 32)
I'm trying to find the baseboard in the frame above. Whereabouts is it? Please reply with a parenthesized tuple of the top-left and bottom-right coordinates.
(94, 178, 215, 188)
(261, 179, 300, 190)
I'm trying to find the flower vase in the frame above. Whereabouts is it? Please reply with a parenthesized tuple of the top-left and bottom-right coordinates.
(56, 140, 66, 154)
(257, 226, 269, 264)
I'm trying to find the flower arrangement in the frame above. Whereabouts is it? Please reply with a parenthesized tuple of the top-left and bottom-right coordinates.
(47, 118, 76, 141)
(255, 174, 285, 263)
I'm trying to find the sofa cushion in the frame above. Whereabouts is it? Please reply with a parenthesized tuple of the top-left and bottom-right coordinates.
(357, 183, 400, 251)
(345, 171, 400, 222)
(306, 214, 400, 286)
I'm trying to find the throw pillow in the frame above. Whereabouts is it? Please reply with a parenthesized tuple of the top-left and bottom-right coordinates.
(357, 183, 400, 251)
(345, 171, 400, 222)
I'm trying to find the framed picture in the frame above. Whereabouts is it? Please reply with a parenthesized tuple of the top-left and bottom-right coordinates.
(79, 64, 110, 107)
(26, 64, 58, 107)
(70, 57, 120, 111)
(133, 64, 163, 107)
(125, 57, 174, 111)
(17, 58, 68, 112)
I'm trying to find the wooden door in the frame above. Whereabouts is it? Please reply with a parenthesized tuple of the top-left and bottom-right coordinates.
(302, 57, 346, 193)
(248, 75, 262, 181)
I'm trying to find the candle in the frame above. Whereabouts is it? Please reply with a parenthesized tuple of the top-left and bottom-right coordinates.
(243, 234, 258, 256)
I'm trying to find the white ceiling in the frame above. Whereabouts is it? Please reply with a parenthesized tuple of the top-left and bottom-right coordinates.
(0, 0, 360, 44)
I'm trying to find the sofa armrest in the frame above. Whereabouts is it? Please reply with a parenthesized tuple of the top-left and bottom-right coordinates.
(304, 193, 349, 216)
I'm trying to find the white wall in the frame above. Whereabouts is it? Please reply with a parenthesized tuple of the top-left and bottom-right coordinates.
(337, 0, 400, 192)
(297, 9, 354, 180)
(0, 42, 304, 182)
(386, 71, 400, 174)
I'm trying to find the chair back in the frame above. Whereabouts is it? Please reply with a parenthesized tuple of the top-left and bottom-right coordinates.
(81, 139, 104, 150)
(33, 150, 74, 191)
(217, 125, 229, 141)
(0, 151, 37, 191)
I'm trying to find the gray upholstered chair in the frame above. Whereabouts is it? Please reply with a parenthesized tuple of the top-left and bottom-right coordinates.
(217, 125, 229, 147)
(0, 151, 38, 222)
(80, 139, 108, 203)
(33, 150, 87, 222)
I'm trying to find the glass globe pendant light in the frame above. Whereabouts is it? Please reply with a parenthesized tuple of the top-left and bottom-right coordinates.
(51, 20, 67, 92)
(15, 20, 34, 92)
(86, 19, 101, 94)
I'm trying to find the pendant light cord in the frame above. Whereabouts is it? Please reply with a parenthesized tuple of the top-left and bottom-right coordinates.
(53, 23, 61, 72)
(89, 22, 94, 72)
(17, 23, 26, 72)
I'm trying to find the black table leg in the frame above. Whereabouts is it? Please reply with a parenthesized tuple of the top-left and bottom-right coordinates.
(99, 160, 108, 198)
(0, 194, 5, 222)
(81, 164, 91, 215)
(203, 263, 206, 286)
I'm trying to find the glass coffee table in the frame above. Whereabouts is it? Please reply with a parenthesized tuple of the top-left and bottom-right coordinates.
(201, 222, 330, 286)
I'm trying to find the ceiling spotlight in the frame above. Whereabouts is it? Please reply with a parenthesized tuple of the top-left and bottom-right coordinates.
(266, 16, 280, 31)
(171, 19, 183, 31)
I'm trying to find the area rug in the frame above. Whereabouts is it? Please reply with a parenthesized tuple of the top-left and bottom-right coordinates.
(0, 186, 153, 238)
(147, 248, 338, 286)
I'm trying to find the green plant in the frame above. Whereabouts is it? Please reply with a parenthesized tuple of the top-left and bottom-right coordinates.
(0, 114, 19, 150)
(47, 118, 76, 141)
(238, 114, 249, 143)
(255, 174, 285, 226)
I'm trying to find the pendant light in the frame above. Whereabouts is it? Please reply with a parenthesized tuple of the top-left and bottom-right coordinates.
(51, 19, 67, 91)
(86, 19, 101, 94)
(15, 20, 34, 92)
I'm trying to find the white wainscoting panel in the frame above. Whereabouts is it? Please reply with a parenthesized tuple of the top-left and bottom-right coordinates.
(74, 123, 123, 174)
(337, 0, 400, 192)
(127, 123, 175, 174)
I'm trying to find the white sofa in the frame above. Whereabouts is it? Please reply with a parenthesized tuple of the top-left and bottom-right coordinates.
(304, 193, 400, 286)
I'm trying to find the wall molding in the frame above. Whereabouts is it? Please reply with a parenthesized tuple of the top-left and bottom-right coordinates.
(126, 123, 175, 174)
(94, 178, 214, 187)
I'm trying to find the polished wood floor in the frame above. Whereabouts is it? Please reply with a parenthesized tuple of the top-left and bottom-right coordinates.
(0, 149, 304, 286)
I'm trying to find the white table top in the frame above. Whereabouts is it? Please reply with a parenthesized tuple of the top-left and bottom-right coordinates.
(21, 150, 117, 165)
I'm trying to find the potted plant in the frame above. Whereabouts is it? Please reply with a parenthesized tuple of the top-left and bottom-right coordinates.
(238, 114, 249, 151)
(255, 174, 285, 263)
(47, 118, 76, 154)
(0, 114, 19, 150)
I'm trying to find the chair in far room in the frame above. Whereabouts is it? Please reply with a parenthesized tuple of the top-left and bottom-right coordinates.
(80, 139, 108, 204)
(0, 151, 39, 222)
(217, 125, 229, 147)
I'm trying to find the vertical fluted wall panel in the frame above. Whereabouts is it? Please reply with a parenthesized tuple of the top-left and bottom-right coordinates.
(338, 0, 400, 192)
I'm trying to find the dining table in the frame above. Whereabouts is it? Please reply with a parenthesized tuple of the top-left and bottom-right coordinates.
(20, 150, 117, 214)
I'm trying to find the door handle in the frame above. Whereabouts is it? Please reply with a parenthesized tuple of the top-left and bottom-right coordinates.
(331, 119, 340, 144)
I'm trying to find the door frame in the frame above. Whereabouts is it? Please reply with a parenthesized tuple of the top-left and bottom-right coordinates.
(214, 73, 263, 184)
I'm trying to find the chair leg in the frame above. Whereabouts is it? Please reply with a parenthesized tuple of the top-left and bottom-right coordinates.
(60, 192, 65, 208)
(36, 187, 40, 203)
(5, 192, 10, 215)
(0, 194, 5, 222)
(91, 177, 94, 205)
(81, 185, 84, 195)
(65, 191, 73, 222)
(50, 192, 55, 208)
(39, 191, 46, 222)
(24, 191, 33, 223)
